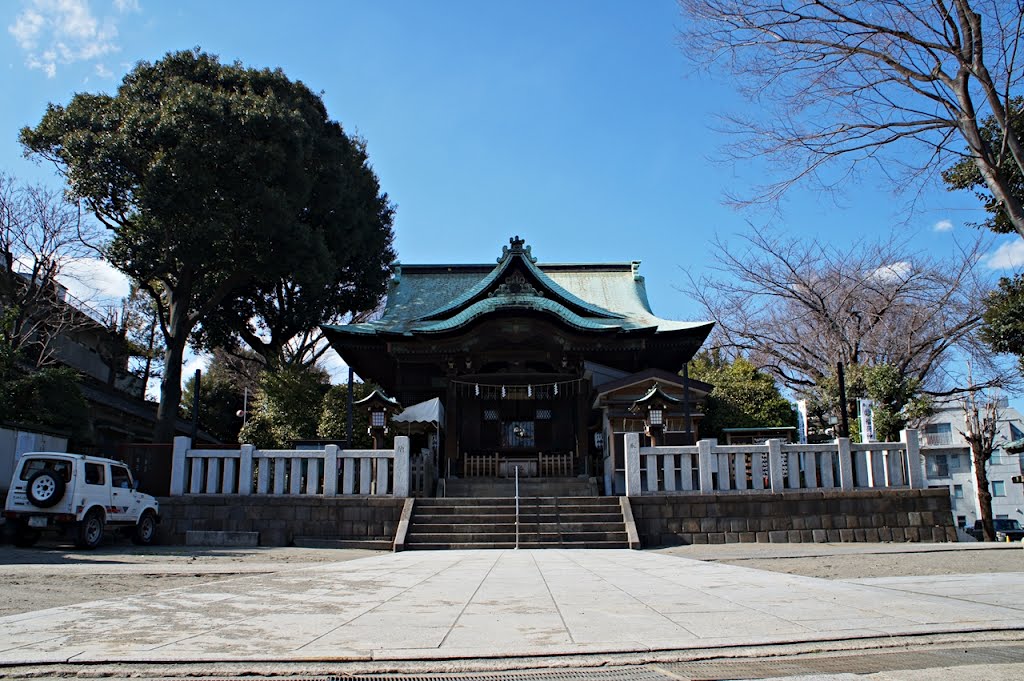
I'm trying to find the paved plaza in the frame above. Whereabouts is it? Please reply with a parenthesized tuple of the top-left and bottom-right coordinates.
(1, 549, 1022, 665)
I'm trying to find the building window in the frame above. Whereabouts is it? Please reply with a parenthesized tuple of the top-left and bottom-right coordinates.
(923, 423, 953, 446)
(927, 454, 948, 478)
(957, 515, 967, 528)
(953, 484, 963, 499)
(990, 450, 1002, 465)
(948, 454, 961, 470)
(992, 481, 1006, 497)
(1010, 422, 1024, 441)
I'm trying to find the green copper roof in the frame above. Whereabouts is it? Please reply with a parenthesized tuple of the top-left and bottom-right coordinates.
(411, 294, 625, 334)
(323, 237, 713, 338)
(419, 237, 623, 322)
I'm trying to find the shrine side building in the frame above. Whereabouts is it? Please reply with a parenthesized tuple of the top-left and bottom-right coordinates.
(323, 237, 714, 494)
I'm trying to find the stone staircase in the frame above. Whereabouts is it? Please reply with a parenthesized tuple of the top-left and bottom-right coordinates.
(404, 496, 633, 550)
(443, 476, 599, 498)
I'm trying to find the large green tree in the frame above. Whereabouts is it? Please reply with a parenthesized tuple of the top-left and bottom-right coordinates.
(20, 49, 394, 441)
(689, 351, 796, 440)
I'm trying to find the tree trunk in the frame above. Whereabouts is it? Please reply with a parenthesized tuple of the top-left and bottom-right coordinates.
(971, 447, 996, 541)
(152, 296, 191, 443)
(153, 334, 187, 443)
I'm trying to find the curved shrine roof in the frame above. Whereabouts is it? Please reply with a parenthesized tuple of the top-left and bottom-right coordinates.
(324, 237, 712, 339)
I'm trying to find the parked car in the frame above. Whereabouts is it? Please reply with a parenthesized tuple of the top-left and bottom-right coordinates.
(966, 518, 1024, 542)
(3, 452, 159, 549)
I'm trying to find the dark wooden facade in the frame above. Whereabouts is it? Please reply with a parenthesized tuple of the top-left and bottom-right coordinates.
(323, 237, 714, 490)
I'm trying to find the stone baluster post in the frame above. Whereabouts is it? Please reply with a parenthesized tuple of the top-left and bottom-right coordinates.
(394, 436, 411, 497)
(624, 432, 641, 497)
(169, 436, 190, 496)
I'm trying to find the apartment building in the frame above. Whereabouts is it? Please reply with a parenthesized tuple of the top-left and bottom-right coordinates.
(919, 400, 1024, 529)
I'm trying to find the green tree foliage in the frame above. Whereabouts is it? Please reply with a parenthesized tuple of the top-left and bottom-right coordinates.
(813, 363, 931, 442)
(21, 49, 395, 441)
(239, 364, 331, 449)
(0, 309, 89, 435)
(980, 274, 1024, 375)
(689, 352, 796, 440)
(319, 381, 374, 449)
(943, 97, 1024, 235)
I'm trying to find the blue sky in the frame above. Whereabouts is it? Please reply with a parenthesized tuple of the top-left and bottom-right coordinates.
(3, 1, 1021, 388)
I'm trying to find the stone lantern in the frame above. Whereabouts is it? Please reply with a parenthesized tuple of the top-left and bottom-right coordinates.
(355, 390, 402, 449)
(629, 382, 683, 447)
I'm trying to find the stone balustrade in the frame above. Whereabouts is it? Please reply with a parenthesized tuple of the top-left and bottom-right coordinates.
(624, 429, 927, 496)
(169, 436, 410, 497)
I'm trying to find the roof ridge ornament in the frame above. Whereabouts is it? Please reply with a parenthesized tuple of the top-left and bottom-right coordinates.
(489, 270, 543, 298)
(499, 235, 537, 264)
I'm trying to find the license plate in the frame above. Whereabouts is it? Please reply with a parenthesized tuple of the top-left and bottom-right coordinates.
(28, 516, 47, 528)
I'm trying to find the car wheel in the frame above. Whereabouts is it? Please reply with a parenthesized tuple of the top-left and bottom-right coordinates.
(13, 523, 41, 548)
(131, 511, 157, 546)
(26, 470, 66, 508)
(75, 509, 105, 549)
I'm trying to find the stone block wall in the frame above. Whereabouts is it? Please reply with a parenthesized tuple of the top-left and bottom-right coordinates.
(157, 495, 405, 546)
(629, 489, 956, 547)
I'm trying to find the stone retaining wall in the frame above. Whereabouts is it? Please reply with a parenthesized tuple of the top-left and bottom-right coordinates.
(629, 489, 956, 547)
(157, 495, 405, 546)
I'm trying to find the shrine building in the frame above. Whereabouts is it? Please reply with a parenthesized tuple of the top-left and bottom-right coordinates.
(323, 237, 715, 494)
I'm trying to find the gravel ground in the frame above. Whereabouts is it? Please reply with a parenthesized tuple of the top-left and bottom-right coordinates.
(1, 538, 1021, 618)
(0, 541, 376, 617)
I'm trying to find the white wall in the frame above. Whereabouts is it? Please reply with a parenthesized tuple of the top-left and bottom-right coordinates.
(0, 427, 68, 492)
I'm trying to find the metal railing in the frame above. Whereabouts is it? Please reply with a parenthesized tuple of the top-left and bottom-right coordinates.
(514, 464, 520, 550)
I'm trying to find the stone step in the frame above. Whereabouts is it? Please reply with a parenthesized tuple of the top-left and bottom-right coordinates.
(407, 522, 628, 534)
(413, 513, 626, 525)
(409, 509, 622, 520)
(407, 540, 628, 550)
(407, 531, 628, 544)
(416, 497, 621, 508)
(405, 495, 630, 551)
(444, 478, 599, 498)
(293, 536, 393, 551)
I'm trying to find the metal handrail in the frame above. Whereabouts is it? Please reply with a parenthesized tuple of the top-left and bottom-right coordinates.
(514, 464, 520, 550)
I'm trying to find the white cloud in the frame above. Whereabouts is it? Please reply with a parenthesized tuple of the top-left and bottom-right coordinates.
(8, 0, 129, 78)
(94, 61, 111, 77)
(933, 219, 954, 232)
(984, 239, 1024, 270)
(181, 352, 211, 387)
(870, 261, 912, 282)
(59, 256, 131, 307)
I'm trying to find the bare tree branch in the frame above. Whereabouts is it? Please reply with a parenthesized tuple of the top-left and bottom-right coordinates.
(682, 227, 1009, 398)
(680, 0, 1024, 236)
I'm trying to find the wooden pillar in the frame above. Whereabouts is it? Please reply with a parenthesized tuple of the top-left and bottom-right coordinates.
(444, 380, 458, 474)
(575, 387, 588, 475)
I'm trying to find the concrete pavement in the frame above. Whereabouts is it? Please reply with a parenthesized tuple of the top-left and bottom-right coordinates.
(1, 549, 1022, 665)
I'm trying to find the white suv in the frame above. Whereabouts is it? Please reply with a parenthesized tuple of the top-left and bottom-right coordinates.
(3, 452, 160, 549)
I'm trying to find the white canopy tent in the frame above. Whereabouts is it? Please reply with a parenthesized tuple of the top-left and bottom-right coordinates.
(391, 397, 444, 434)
